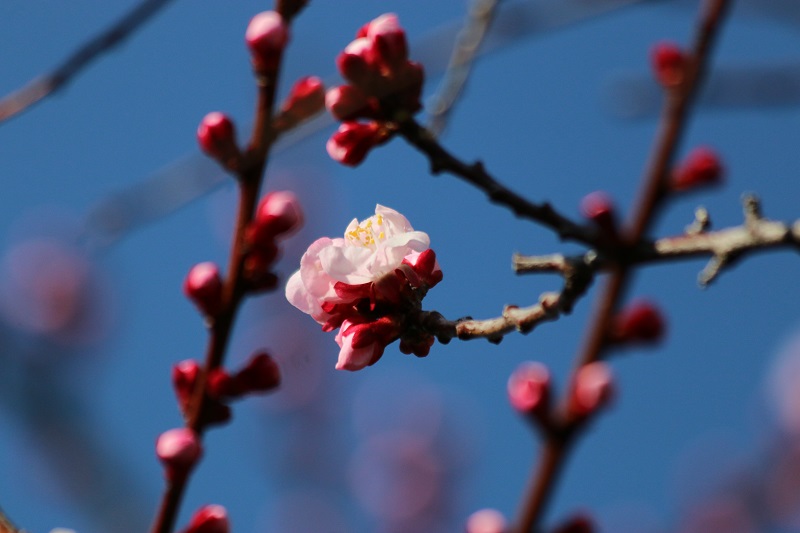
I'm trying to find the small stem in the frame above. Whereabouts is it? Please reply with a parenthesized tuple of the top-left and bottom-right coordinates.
(148, 25, 287, 533)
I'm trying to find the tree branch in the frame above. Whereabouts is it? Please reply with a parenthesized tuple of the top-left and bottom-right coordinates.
(397, 118, 600, 246)
(0, 0, 177, 124)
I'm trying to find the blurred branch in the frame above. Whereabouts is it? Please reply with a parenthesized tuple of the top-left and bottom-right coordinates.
(513, 0, 734, 531)
(0, 0, 177, 124)
(426, 0, 501, 136)
(606, 62, 800, 120)
(0, 507, 20, 533)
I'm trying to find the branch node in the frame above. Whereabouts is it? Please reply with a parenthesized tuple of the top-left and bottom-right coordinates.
(742, 193, 762, 226)
(686, 206, 711, 235)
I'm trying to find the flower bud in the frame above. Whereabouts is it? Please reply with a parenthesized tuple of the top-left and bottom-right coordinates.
(281, 76, 325, 122)
(671, 146, 724, 192)
(335, 317, 401, 371)
(207, 368, 239, 399)
(465, 508, 507, 533)
(180, 504, 230, 533)
(245, 11, 289, 72)
(252, 190, 304, 240)
(508, 361, 551, 416)
(242, 252, 279, 293)
(156, 428, 202, 481)
(580, 191, 617, 236)
(172, 359, 201, 414)
(183, 262, 223, 317)
(570, 362, 614, 418)
(197, 112, 238, 161)
(552, 514, 595, 533)
(401, 249, 443, 289)
(233, 352, 281, 392)
(366, 13, 408, 73)
(651, 41, 686, 88)
(326, 121, 386, 166)
(336, 38, 374, 86)
(610, 299, 666, 345)
(326, 85, 376, 121)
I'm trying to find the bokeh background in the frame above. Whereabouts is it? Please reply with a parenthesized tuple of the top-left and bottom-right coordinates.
(1, 1, 800, 531)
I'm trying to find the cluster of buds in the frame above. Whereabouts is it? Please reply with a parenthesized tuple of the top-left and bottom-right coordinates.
(508, 360, 615, 430)
(179, 505, 230, 533)
(329, 247, 443, 370)
(326, 14, 424, 166)
(172, 352, 281, 427)
(243, 190, 303, 292)
(183, 190, 303, 316)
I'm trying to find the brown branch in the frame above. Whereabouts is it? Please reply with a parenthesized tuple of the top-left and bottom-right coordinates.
(397, 119, 600, 246)
(511, 1, 734, 532)
(418, 253, 595, 344)
(0, 507, 20, 533)
(426, 0, 500, 136)
(0, 0, 177, 124)
(148, 7, 305, 532)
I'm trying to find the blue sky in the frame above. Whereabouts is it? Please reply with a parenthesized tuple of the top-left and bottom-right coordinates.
(1, 1, 800, 532)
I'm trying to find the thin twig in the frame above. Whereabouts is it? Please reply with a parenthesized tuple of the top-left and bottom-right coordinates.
(148, 4, 306, 530)
(0, 0, 177, 124)
(514, 195, 800, 286)
(397, 119, 600, 246)
(511, 1, 733, 531)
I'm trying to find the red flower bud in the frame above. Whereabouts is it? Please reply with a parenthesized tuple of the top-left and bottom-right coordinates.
(552, 514, 595, 533)
(507, 362, 551, 416)
(326, 85, 377, 121)
(180, 504, 230, 533)
(400, 248, 443, 289)
(466, 508, 507, 533)
(207, 368, 240, 399)
(610, 299, 666, 345)
(233, 352, 281, 393)
(172, 359, 201, 414)
(326, 121, 387, 166)
(570, 362, 614, 418)
(580, 191, 617, 236)
(651, 41, 686, 88)
(197, 112, 238, 161)
(671, 146, 724, 192)
(183, 262, 223, 317)
(252, 190, 304, 240)
(245, 11, 289, 72)
(156, 428, 202, 481)
(366, 14, 408, 73)
(281, 76, 325, 122)
(336, 38, 374, 86)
